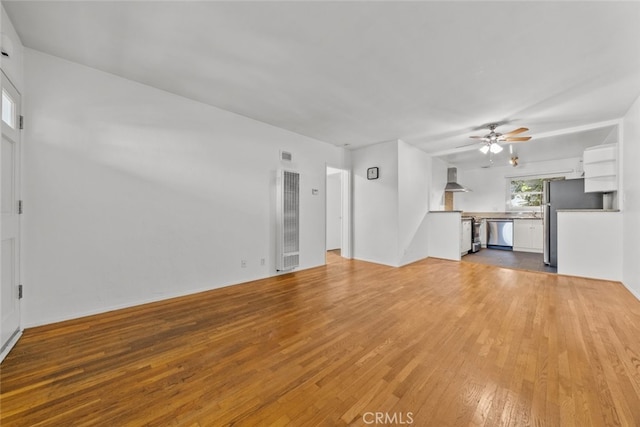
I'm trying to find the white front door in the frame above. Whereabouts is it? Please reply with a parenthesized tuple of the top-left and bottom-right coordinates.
(1, 71, 22, 361)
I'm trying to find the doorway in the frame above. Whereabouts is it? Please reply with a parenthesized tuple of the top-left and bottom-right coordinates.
(1, 71, 22, 362)
(325, 166, 350, 261)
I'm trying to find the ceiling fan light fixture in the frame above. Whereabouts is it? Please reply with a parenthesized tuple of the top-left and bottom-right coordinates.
(471, 124, 531, 155)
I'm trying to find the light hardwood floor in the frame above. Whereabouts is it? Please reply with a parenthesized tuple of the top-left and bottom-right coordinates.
(2, 253, 640, 426)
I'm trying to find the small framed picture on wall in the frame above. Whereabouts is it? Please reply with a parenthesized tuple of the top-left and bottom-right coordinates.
(367, 167, 379, 180)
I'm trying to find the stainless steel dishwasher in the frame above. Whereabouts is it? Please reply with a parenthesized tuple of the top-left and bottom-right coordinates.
(487, 219, 513, 250)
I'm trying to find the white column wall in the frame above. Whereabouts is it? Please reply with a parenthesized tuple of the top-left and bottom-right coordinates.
(622, 95, 640, 299)
(351, 140, 432, 267)
(351, 140, 399, 266)
(398, 140, 431, 265)
(429, 157, 448, 211)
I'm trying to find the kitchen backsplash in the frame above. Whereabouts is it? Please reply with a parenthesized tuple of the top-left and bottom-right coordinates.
(462, 211, 542, 219)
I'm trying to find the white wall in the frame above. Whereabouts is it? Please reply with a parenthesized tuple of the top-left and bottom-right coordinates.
(398, 141, 431, 265)
(456, 157, 583, 212)
(351, 140, 433, 267)
(429, 156, 448, 211)
(352, 140, 399, 266)
(427, 212, 461, 261)
(326, 172, 341, 250)
(558, 212, 622, 281)
(622, 95, 640, 299)
(22, 49, 344, 326)
(1, 5, 24, 92)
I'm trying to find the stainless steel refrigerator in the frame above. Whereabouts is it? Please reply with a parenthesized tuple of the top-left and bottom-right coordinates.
(543, 178, 602, 267)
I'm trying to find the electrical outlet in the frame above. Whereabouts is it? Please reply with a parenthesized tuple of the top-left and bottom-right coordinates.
(260, 258, 265, 266)
(241, 260, 247, 268)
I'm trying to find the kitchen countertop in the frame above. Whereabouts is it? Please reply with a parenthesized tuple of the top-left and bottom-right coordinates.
(463, 212, 542, 220)
(556, 209, 620, 212)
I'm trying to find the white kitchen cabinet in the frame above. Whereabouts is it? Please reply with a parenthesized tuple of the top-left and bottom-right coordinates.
(513, 219, 543, 253)
(531, 221, 543, 251)
(461, 219, 472, 255)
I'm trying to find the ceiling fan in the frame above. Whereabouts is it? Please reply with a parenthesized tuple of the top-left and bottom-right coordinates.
(470, 123, 531, 154)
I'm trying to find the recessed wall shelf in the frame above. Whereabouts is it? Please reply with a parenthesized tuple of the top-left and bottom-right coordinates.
(584, 144, 617, 192)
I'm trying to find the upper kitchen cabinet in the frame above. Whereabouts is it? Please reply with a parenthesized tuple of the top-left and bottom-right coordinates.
(583, 144, 617, 193)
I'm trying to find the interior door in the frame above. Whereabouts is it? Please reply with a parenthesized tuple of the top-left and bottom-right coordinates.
(1, 71, 22, 360)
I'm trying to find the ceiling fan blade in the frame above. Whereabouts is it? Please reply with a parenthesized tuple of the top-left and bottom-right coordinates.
(502, 127, 529, 137)
(502, 136, 531, 142)
(469, 135, 485, 139)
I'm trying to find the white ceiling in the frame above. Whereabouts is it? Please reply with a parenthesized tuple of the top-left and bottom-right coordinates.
(442, 124, 617, 170)
(4, 1, 640, 167)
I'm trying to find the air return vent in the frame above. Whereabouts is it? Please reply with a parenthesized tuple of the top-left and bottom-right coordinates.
(280, 150, 293, 162)
(276, 170, 300, 271)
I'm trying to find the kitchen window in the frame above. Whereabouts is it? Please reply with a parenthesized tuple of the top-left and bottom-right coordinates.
(507, 176, 565, 210)
(507, 177, 545, 210)
(508, 178, 542, 210)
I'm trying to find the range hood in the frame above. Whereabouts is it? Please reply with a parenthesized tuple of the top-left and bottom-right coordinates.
(444, 167, 469, 192)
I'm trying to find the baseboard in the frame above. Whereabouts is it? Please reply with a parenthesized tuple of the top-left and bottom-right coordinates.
(351, 256, 399, 268)
(24, 282, 235, 328)
(512, 247, 543, 254)
(0, 329, 23, 363)
(399, 254, 429, 267)
(24, 263, 326, 329)
(621, 280, 640, 302)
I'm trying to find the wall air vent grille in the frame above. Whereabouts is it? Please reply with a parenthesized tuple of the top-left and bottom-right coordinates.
(280, 150, 293, 162)
(276, 170, 300, 271)
(283, 254, 299, 270)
